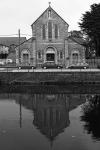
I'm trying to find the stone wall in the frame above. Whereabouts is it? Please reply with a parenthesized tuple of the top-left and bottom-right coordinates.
(68, 39, 86, 65)
(0, 71, 100, 85)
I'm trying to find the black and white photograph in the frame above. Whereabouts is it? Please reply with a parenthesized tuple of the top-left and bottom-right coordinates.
(0, 0, 100, 150)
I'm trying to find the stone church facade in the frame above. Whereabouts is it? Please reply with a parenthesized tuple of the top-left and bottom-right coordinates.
(16, 6, 86, 68)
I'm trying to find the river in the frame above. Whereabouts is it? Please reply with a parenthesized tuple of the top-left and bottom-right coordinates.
(0, 85, 100, 150)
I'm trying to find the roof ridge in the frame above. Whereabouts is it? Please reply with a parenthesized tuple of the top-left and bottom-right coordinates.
(15, 37, 33, 48)
(31, 6, 69, 26)
(69, 36, 85, 46)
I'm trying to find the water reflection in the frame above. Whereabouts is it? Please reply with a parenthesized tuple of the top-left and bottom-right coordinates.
(0, 87, 100, 149)
(32, 94, 70, 146)
(81, 94, 100, 140)
(0, 93, 85, 141)
(15, 94, 85, 144)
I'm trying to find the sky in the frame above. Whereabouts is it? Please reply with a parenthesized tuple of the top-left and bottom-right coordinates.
(0, 0, 100, 38)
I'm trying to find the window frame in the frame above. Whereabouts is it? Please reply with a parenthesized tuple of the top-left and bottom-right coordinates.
(37, 51, 42, 59)
(48, 21, 52, 40)
(59, 51, 63, 59)
(48, 10, 51, 19)
(55, 24, 58, 39)
(42, 24, 46, 40)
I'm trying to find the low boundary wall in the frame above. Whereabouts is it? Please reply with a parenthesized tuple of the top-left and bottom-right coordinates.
(0, 70, 100, 85)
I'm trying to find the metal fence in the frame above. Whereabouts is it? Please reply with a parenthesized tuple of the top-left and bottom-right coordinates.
(0, 58, 100, 71)
(86, 58, 100, 68)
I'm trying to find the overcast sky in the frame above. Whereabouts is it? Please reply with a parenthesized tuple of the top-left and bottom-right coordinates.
(0, 0, 99, 38)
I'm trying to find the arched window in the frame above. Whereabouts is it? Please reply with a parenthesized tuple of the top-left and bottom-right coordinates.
(21, 49, 30, 65)
(60, 52, 63, 59)
(38, 51, 42, 59)
(48, 22, 52, 39)
(48, 10, 51, 18)
(55, 24, 58, 39)
(42, 24, 46, 39)
(72, 52, 79, 65)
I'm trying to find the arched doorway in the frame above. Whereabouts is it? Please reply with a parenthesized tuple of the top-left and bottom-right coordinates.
(21, 49, 30, 65)
(46, 47, 56, 63)
(71, 51, 79, 65)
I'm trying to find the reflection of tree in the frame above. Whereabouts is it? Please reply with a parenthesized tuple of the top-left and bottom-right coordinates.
(81, 95, 100, 140)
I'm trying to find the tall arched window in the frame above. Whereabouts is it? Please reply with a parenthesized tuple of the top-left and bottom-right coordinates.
(55, 24, 58, 39)
(48, 10, 51, 18)
(37, 51, 42, 59)
(48, 22, 52, 39)
(42, 24, 46, 39)
(21, 49, 30, 65)
(72, 53, 79, 65)
(60, 52, 63, 59)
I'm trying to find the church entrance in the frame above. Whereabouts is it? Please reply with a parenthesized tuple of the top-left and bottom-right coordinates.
(46, 53, 55, 62)
(46, 47, 55, 63)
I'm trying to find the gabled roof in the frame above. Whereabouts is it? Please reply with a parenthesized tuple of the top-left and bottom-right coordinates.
(68, 36, 86, 46)
(0, 37, 26, 47)
(31, 6, 69, 26)
(15, 37, 33, 49)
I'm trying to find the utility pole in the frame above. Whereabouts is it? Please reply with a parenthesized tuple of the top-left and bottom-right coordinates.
(18, 29, 20, 64)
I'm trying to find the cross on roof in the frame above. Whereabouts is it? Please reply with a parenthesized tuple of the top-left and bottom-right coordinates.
(49, 2, 51, 7)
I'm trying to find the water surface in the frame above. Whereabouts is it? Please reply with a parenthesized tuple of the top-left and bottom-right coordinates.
(0, 86, 100, 150)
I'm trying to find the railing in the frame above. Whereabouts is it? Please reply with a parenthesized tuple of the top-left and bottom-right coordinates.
(0, 57, 100, 72)
(86, 57, 100, 68)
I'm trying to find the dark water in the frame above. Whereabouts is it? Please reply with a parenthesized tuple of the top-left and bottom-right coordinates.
(0, 86, 100, 150)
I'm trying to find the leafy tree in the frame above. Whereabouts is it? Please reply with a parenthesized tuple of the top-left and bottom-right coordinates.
(81, 95, 100, 140)
(79, 3, 100, 56)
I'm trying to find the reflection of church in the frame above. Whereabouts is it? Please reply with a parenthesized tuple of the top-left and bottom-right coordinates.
(32, 94, 70, 144)
(16, 4, 86, 68)
(7, 92, 85, 146)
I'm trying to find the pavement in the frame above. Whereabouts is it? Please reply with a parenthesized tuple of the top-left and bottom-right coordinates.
(0, 68, 100, 72)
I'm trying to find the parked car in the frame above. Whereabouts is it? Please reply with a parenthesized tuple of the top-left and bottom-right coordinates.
(6, 59, 13, 64)
(18, 65, 36, 69)
(97, 65, 100, 69)
(0, 60, 5, 65)
(41, 63, 63, 69)
(68, 63, 89, 69)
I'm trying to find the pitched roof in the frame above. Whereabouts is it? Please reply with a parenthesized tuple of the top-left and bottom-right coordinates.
(15, 37, 33, 48)
(68, 36, 86, 46)
(0, 37, 26, 47)
(31, 6, 69, 26)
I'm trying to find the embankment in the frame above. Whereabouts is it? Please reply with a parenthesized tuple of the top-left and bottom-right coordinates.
(0, 71, 100, 85)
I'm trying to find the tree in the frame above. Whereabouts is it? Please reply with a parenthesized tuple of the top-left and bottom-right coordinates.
(81, 95, 100, 140)
(79, 3, 100, 56)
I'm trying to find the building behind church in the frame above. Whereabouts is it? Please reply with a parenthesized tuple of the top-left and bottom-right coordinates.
(0, 37, 26, 63)
(15, 5, 86, 68)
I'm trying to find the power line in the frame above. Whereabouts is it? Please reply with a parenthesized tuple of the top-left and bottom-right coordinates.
(0, 34, 18, 36)
(0, 33, 32, 37)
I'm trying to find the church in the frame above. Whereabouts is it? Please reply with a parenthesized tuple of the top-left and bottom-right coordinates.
(16, 4, 86, 68)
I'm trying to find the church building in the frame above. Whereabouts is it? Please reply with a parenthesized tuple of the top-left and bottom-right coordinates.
(16, 4, 86, 68)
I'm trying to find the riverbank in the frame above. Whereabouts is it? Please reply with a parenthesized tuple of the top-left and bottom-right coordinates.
(0, 69, 100, 85)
